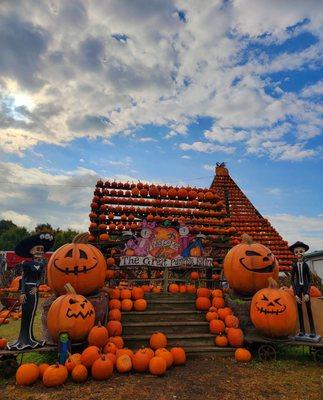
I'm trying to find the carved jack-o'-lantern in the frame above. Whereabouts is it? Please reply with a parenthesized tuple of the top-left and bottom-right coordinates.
(250, 278, 297, 337)
(224, 234, 279, 296)
(47, 283, 95, 342)
(47, 233, 106, 295)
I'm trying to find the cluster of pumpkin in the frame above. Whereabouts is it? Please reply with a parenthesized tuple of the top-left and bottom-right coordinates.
(0, 277, 51, 297)
(0, 309, 22, 325)
(108, 287, 148, 313)
(15, 330, 186, 386)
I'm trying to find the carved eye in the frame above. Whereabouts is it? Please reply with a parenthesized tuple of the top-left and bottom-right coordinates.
(65, 249, 73, 257)
(261, 294, 269, 301)
(246, 250, 262, 256)
(69, 298, 78, 305)
(274, 298, 282, 306)
(79, 250, 88, 259)
(267, 253, 272, 257)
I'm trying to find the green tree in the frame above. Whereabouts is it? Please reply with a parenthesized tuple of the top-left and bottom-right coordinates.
(52, 229, 79, 250)
(0, 220, 17, 236)
(0, 225, 29, 251)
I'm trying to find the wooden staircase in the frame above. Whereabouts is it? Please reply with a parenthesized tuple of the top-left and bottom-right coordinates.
(122, 292, 235, 356)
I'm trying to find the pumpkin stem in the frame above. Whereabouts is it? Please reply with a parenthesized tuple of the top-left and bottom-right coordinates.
(72, 233, 90, 244)
(268, 277, 278, 289)
(241, 233, 253, 244)
(64, 283, 77, 294)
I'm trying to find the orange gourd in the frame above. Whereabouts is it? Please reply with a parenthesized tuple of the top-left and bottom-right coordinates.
(170, 347, 186, 365)
(16, 363, 39, 386)
(42, 364, 68, 387)
(149, 332, 167, 350)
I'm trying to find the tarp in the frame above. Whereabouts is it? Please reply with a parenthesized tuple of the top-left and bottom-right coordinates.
(4, 251, 53, 268)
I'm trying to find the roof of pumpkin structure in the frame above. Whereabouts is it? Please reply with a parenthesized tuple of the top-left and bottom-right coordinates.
(210, 163, 294, 270)
(88, 180, 236, 242)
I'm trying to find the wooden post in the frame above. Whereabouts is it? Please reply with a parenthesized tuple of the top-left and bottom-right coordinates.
(163, 267, 169, 293)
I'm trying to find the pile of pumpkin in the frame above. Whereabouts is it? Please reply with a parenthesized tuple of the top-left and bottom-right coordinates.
(15, 329, 186, 386)
(0, 309, 22, 325)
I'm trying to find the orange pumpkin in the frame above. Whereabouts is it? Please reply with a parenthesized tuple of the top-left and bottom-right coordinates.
(107, 321, 122, 336)
(149, 356, 166, 376)
(155, 348, 173, 369)
(88, 322, 109, 347)
(91, 355, 114, 380)
(108, 309, 122, 321)
(43, 364, 68, 387)
(170, 347, 186, 365)
(116, 354, 132, 373)
(150, 332, 167, 350)
(209, 319, 225, 334)
(235, 348, 252, 363)
(81, 346, 101, 367)
(65, 353, 81, 373)
(16, 363, 39, 386)
(134, 299, 147, 311)
(226, 328, 244, 347)
(108, 336, 124, 349)
(71, 364, 88, 382)
(137, 347, 155, 361)
(132, 351, 150, 372)
(215, 334, 228, 347)
(224, 234, 279, 296)
(195, 297, 211, 311)
(0, 338, 7, 350)
(47, 233, 106, 295)
(47, 284, 95, 342)
(250, 278, 297, 337)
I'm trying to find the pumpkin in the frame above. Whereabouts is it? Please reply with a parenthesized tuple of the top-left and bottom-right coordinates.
(169, 284, 179, 293)
(65, 353, 81, 373)
(132, 351, 150, 372)
(150, 332, 167, 350)
(195, 297, 211, 311)
(155, 348, 173, 368)
(218, 307, 233, 321)
(108, 336, 124, 349)
(310, 286, 322, 297)
(81, 346, 101, 367)
(186, 284, 197, 294)
(209, 319, 225, 334)
(225, 315, 239, 328)
(137, 347, 155, 361)
(116, 354, 132, 373)
(223, 234, 279, 296)
(120, 289, 132, 299)
(71, 364, 88, 382)
(170, 347, 186, 365)
(109, 309, 122, 321)
(212, 296, 225, 309)
(132, 287, 144, 300)
(47, 233, 106, 295)
(107, 321, 122, 336)
(134, 299, 147, 311)
(250, 278, 297, 337)
(149, 356, 167, 376)
(206, 310, 219, 322)
(91, 355, 114, 380)
(227, 328, 244, 347)
(88, 322, 109, 347)
(196, 288, 211, 298)
(47, 284, 95, 342)
(121, 299, 133, 311)
(212, 289, 223, 298)
(103, 341, 117, 354)
(43, 364, 68, 387)
(215, 334, 228, 347)
(38, 363, 49, 378)
(105, 353, 117, 366)
(0, 338, 7, 350)
(235, 348, 252, 363)
(109, 299, 121, 310)
(16, 363, 39, 386)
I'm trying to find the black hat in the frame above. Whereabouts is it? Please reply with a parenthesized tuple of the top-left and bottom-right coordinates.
(15, 232, 55, 258)
(289, 241, 309, 253)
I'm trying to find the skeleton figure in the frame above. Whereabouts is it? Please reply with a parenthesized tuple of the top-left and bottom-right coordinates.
(289, 241, 317, 338)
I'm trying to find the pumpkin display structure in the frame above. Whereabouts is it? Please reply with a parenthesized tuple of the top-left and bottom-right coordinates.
(250, 278, 297, 338)
(224, 234, 279, 296)
(47, 233, 106, 296)
(47, 283, 95, 342)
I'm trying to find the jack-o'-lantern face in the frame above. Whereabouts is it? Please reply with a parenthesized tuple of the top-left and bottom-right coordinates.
(239, 246, 276, 273)
(250, 281, 297, 337)
(224, 235, 279, 296)
(47, 291, 95, 342)
(48, 243, 106, 296)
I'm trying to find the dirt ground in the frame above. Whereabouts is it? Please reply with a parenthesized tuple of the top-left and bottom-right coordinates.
(1, 355, 322, 400)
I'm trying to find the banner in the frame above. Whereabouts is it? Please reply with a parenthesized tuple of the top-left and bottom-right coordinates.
(119, 256, 213, 268)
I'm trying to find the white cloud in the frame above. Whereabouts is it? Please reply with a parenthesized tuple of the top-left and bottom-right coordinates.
(181, 155, 191, 159)
(203, 164, 215, 172)
(204, 127, 248, 143)
(267, 213, 323, 251)
(0, 210, 34, 228)
(266, 187, 282, 196)
(179, 141, 235, 153)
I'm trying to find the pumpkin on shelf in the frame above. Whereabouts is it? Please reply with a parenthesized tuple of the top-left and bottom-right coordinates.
(150, 332, 167, 350)
(223, 234, 279, 296)
(47, 233, 106, 296)
(250, 278, 297, 338)
(47, 283, 95, 342)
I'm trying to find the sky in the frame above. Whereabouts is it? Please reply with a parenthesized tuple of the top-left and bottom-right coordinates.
(0, 0, 322, 251)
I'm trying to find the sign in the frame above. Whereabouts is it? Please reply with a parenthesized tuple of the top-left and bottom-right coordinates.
(120, 256, 213, 268)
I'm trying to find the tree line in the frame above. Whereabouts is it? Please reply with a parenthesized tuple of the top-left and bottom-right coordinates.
(0, 220, 79, 252)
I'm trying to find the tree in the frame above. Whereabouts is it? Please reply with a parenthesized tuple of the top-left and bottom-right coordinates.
(0, 225, 29, 251)
(33, 223, 55, 234)
(0, 220, 17, 236)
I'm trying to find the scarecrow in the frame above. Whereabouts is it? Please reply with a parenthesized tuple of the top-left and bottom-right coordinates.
(289, 241, 319, 340)
(7, 232, 55, 350)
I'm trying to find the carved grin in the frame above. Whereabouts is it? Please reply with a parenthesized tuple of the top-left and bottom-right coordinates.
(256, 305, 286, 315)
(239, 258, 275, 273)
(54, 259, 97, 275)
(66, 308, 94, 319)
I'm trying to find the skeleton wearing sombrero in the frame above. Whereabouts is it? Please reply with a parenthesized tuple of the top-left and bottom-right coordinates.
(7, 232, 54, 350)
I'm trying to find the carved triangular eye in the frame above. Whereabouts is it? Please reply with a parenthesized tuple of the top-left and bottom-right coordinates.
(65, 249, 73, 257)
(69, 298, 78, 305)
(79, 250, 88, 259)
(246, 250, 261, 256)
(261, 294, 269, 301)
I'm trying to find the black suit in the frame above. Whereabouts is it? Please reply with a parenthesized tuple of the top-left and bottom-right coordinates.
(291, 260, 315, 335)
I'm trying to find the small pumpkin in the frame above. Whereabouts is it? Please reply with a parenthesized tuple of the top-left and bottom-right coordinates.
(108, 336, 124, 349)
(170, 347, 186, 365)
(16, 363, 39, 386)
(65, 353, 81, 373)
(215, 334, 228, 347)
(209, 319, 225, 334)
(81, 346, 101, 367)
(149, 356, 167, 376)
(235, 348, 252, 363)
(71, 364, 88, 382)
(150, 332, 167, 350)
(132, 351, 150, 372)
(155, 348, 173, 369)
(227, 328, 244, 347)
(91, 355, 114, 380)
(107, 321, 122, 336)
(38, 363, 49, 378)
(88, 322, 109, 348)
(43, 364, 68, 387)
(116, 354, 132, 373)
(134, 299, 147, 311)
(195, 297, 211, 311)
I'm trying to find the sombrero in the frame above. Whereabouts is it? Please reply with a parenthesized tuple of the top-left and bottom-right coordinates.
(288, 241, 309, 253)
(15, 232, 55, 258)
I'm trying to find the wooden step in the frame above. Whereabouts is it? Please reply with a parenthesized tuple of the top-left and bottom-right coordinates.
(122, 321, 209, 335)
(123, 333, 216, 348)
(145, 293, 195, 300)
(122, 310, 206, 323)
(147, 299, 196, 311)
(185, 346, 235, 356)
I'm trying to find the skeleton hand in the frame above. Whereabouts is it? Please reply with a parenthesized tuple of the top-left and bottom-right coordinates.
(304, 294, 310, 302)
(30, 287, 37, 295)
(295, 295, 302, 304)
(20, 294, 26, 304)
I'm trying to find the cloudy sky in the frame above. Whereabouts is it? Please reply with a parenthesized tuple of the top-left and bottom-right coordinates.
(0, 0, 322, 250)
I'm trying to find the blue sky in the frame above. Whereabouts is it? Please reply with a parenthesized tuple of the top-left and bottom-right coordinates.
(0, 0, 322, 250)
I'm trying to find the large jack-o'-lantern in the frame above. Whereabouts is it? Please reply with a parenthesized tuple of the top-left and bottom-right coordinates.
(250, 278, 297, 337)
(47, 283, 95, 342)
(47, 233, 106, 295)
(224, 234, 279, 296)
